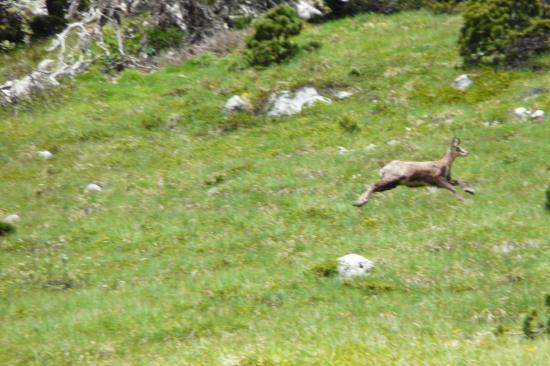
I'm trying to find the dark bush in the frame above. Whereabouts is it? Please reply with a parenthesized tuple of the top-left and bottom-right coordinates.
(46, 0, 68, 18)
(0, 222, 16, 236)
(422, 0, 465, 13)
(0, 5, 26, 45)
(146, 26, 184, 55)
(245, 5, 303, 67)
(324, 0, 422, 17)
(459, 0, 550, 67)
(30, 15, 67, 39)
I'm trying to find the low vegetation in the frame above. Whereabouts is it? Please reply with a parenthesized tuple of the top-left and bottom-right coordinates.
(459, 0, 550, 67)
(0, 9, 549, 365)
(245, 5, 304, 67)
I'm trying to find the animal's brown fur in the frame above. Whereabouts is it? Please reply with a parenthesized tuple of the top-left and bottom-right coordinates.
(353, 138, 474, 207)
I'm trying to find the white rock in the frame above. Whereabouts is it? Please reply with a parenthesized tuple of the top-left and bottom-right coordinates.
(84, 183, 103, 193)
(37, 59, 55, 73)
(426, 187, 438, 194)
(337, 253, 374, 278)
(37, 150, 53, 160)
(337, 146, 349, 155)
(267, 87, 331, 117)
(12, 76, 32, 99)
(530, 110, 544, 120)
(296, 1, 323, 20)
(364, 144, 377, 152)
(387, 139, 400, 146)
(224, 95, 251, 115)
(333, 90, 354, 100)
(452, 74, 473, 91)
(513, 107, 529, 118)
(3, 214, 20, 224)
(207, 187, 219, 196)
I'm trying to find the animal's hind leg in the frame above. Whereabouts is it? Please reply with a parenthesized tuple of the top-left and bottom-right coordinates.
(353, 180, 400, 207)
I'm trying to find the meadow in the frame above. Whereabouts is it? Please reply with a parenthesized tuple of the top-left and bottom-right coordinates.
(1, 10, 549, 365)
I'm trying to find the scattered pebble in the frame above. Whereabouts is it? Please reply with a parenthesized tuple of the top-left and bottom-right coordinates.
(333, 91, 354, 100)
(337, 146, 349, 155)
(3, 214, 20, 224)
(364, 144, 377, 152)
(513, 107, 545, 121)
(513, 107, 529, 118)
(337, 253, 374, 278)
(531, 109, 544, 121)
(84, 183, 103, 193)
(426, 187, 438, 194)
(387, 139, 400, 146)
(452, 74, 473, 91)
(223, 95, 251, 115)
(37, 150, 53, 160)
(207, 187, 219, 196)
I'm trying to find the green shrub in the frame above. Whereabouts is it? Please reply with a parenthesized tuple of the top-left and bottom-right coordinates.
(0, 5, 27, 47)
(146, 26, 184, 55)
(29, 15, 66, 39)
(459, 0, 550, 67)
(324, 0, 422, 17)
(245, 5, 303, 67)
(0, 222, 16, 236)
(46, 0, 68, 18)
(422, 0, 465, 13)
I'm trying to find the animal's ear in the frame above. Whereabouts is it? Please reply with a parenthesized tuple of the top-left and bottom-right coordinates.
(452, 137, 461, 146)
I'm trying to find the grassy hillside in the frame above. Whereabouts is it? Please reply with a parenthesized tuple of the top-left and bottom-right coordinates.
(1, 10, 549, 365)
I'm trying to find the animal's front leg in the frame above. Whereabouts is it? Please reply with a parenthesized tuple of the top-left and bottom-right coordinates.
(449, 179, 475, 195)
(435, 178, 464, 201)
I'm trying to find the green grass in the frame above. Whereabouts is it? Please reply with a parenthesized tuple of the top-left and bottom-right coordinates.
(1, 10, 549, 365)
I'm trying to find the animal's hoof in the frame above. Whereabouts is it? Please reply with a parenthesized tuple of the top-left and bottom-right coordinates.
(352, 201, 365, 207)
(465, 188, 475, 195)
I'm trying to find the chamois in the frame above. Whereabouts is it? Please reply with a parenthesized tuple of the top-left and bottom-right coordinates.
(353, 138, 474, 207)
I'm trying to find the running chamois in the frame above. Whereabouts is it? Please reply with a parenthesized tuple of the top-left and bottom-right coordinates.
(353, 138, 474, 207)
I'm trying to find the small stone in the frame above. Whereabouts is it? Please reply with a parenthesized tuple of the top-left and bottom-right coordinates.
(513, 107, 529, 118)
(452, 74, 473, 91)
(207, 187, 219, 196)
(364, 144, 377, 152)
(333, 91, 354, 100)
(3, 214, 20, 224)
(224, 95, 251, 115)
(426, 187, 438, 194)
(267, 87, 331, 117)
(295, 0, 323, 20)
(337, 253, 374, 278)
(84, 183, 102, 193)
(337, 146, 349, 155)
(387, 139, 400, 146)
(530, 110, 544, 121)
(37, 150, 53, 160)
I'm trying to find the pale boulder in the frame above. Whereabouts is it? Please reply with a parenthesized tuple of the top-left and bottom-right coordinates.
(337, 254, 374, 278)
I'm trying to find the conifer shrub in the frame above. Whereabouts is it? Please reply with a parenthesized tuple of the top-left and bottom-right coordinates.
(0, 5, 27, 48)
(459, 0, 550, 67)
(146, 26, 184, 55)
(422, 0, 465, 13)
(324, 0, 422, 17)
(245, 5, 303, 67)
(29, 15, 67, 39)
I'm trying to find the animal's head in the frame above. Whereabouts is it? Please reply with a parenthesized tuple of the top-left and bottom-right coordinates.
(450, 137, 468, 157)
